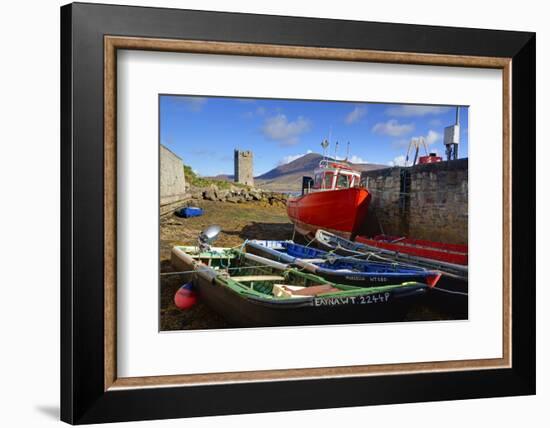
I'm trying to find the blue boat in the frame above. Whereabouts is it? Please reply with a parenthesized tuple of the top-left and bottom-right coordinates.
(245, 240, 442, 287)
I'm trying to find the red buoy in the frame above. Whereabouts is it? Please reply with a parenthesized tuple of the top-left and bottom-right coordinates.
(174, 282, 198, 310)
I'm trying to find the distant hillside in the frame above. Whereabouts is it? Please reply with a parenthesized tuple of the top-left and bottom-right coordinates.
(186, 167, 245, 190)
(208, 174, 234, 181)
(255, 153, 386, 192)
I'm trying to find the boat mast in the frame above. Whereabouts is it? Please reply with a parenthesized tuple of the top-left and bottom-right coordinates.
(321, 139, 329, 161)
(455, 106, 460, 159)
(321, 126, 332, 162)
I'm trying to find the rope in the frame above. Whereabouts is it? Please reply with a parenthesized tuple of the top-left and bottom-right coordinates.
(160, 264, 278, 276)
(311, 236, 405, 268)
(236, 239, 248, 253)
(304, 235, 317, 248)
(431, 287, 468, 297)
(318, 236, 464, 274)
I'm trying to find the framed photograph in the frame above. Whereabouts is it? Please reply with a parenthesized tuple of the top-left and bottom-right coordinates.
(61, 2, 535, 424)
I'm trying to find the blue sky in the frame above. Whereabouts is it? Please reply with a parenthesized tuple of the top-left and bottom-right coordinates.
(160, 95, 469, 177)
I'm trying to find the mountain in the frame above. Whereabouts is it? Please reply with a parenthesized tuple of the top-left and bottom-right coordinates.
(209, 174, 234, 181)
(255, 153, 387, 192)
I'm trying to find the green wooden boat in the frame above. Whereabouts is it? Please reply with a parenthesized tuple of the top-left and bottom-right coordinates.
(170, 245, 429, 327)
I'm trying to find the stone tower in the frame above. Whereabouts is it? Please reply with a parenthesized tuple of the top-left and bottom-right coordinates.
(234, 149, 254, 186)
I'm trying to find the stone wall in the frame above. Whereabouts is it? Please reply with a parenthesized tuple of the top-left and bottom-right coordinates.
(160, 145, 187, 208)
(360, 159, 468, 244)
(234, 150, 254, 186)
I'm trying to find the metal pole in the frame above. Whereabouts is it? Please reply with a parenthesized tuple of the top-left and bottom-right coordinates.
(455, 106, 460, 159)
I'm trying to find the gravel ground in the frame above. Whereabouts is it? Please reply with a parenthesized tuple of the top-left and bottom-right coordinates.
(160, 199, 294, 331)
(159, 199, 467, 331)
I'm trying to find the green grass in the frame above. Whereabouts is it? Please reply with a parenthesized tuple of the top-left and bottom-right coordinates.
(184, 165, 249, 190)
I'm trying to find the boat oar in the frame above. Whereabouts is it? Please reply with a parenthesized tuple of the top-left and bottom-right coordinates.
(243, 252, 288, 270)
(293, 258, 320, 274)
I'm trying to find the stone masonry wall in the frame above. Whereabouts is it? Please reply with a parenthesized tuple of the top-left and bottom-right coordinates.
(360, 159, 468, 245)
(160, 145, 186, 207)
(359, 167, 402, 238)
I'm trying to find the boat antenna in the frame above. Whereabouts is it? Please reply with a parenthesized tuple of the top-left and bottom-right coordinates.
(345, 141, 350, 161)
(321, 126, 332, 161)
(321, 139, 329, 160)
(455, 106, 460, 159)
(334, 141, 339, 159)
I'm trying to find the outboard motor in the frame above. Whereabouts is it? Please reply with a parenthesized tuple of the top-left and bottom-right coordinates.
(198, 225, 222, 251)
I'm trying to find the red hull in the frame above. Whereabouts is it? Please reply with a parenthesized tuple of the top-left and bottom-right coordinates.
(287, 188, 371, 238)
(357, 235, 468, 265)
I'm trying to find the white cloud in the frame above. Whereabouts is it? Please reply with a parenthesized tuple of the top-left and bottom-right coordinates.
(409, 130, 442, 146)
(333, 154, 368, 164)
(345, 106, 367, 124)
(262, 114, 311, 146)
(181, 96, 207, 112)
(388, 155, 408, 167)
(386, 105, 450, 117)
(278, 150, 313, 165)
(424, 129, 442, 145)
(372, 119, 414, 137)
(348, 155, 368, 164)
(391, 130, 441, 151)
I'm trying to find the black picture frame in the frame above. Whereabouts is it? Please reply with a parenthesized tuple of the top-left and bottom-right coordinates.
(61, 2, 535, 424)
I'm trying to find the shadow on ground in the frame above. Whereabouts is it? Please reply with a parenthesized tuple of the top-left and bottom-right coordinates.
(230, 221, 294, 241)
(35, 405, 59, 420)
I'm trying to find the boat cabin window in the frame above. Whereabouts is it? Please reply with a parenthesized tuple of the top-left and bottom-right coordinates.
(313, 173, 323, 189)
(323, 172, 334, 189)
(336, 173, 350, 189)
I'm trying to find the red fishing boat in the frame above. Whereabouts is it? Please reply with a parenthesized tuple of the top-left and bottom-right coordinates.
(287, 157, 370, 239)
(356, 234, 468, 266)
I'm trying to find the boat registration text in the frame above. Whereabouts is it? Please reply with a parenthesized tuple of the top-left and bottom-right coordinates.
(314, 292, 391, 307)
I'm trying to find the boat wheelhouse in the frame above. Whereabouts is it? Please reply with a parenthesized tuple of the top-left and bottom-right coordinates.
(310, 159, 362, 192)
(287, 155, 370, 239)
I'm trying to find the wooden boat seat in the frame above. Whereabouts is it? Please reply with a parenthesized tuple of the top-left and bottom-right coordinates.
(273, 283, 341, 298)
(290, 284, 340, 296)
(272, 284, 305, 298)
(231, 275, 285, 282)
